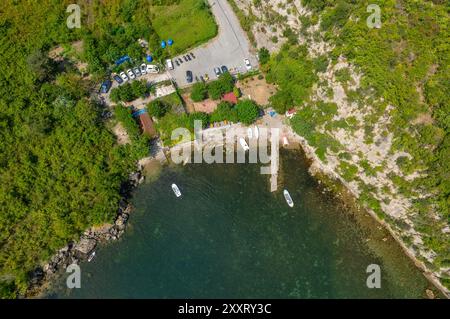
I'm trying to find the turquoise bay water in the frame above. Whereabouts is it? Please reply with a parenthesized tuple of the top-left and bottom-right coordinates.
(49, 149, 435, 298)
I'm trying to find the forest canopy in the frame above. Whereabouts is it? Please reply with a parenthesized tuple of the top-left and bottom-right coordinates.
(0, 0, 215, 297)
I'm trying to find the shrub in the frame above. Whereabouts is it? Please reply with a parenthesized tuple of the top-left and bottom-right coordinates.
(236, 99, 259, 124)
(188, 112, 210, 129)
(233, 86, 241, 98)
(207, 72, 235, 100)
(208, 81, 225, 100)
(147, 100, 168, 119)
(110, 80, 150, 103)
(258, 47, 270, 65)
(190, 82, 208, 102)
(210, 101, 238, 123)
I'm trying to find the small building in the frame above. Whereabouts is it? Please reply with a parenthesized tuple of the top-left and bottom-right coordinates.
(139, 112, 156, 137)
(285, 108, 297, 119)
(222, 92, 238, 105)
(133, 109, 156, 137)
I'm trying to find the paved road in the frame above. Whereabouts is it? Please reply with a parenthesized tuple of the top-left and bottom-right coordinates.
(168, 0, 258, 87)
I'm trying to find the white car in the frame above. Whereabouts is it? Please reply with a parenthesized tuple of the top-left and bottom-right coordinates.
(146, 64, 160, 74)
(119, 71, 129, 82)
(140, 63, 147, 75)
(126, 69, 136, 80)
(166, 59, 174, 70)
(244, 58, 252, 70)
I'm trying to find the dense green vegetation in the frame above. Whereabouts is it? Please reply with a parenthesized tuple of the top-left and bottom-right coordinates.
(190, 82, 209, 102)
(0, 0, 217, 297)
(110, 80, 151, 103)
(265, 44, 318, 114)
(235, 100, 259, 125)
(210, 101, 238, 123)
(147, 100, 169, 119)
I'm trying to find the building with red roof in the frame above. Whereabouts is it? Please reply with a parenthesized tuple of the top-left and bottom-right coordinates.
(222, 92, 238, 105)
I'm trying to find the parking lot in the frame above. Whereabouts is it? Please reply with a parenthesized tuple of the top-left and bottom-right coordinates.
(167, 0, 258, 87)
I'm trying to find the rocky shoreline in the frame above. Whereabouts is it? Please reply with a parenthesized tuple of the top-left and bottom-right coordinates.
(283, 126, 450, 299)
(25, 167, 145, 298)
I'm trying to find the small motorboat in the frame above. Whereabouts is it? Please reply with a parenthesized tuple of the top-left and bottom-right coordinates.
(283, 189, 294, 207)
(247, 127, 253, 139)
(172, 183, 182, 197)
(88, 251, 96, 262)
(239, 137, 249, 151)
(254, 126, 259, 139)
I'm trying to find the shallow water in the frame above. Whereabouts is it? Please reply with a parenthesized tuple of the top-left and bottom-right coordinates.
(48, 148, 436, 298)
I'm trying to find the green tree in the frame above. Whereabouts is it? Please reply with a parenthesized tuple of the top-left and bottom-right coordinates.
(147, 100, 168, 119)
(208, 81, 225, 100)
(191, 82, 208, 102)
(210, 101, 238, 123)
(236, 99, 259, 125)
(258, 47, 270, 65)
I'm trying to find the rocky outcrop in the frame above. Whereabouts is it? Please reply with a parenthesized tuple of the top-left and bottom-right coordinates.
(74, 237, 97, 255)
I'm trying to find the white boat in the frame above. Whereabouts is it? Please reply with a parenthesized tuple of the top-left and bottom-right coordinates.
(283, 189, 294, 207)
(172, 183, 181, 197)
(254, 126, 259, 139)
(88, 251, 96, 262)
(239, 138, 249, 151)
(247, 127, 253, 139)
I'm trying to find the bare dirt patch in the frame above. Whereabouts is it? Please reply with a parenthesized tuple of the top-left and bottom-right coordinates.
(412, 113, 434, 125)
(48, 46, 64, 61)
(113, 123, 131, 145)
(182, 93, 219, 113)
(237, 76, 276, 105)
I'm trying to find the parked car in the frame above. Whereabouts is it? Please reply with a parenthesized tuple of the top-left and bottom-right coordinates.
(186, 55, 192, 61)
(244, 58, 252, 70)
(113, 74, 123, 85)
(175, 60, 180, 66)
(133, 67, 141, 77)
(100, 80, 112, 93)
(200, 75, 205, 82)
(119, 71, 129, 82)
(221, 65, 228, 73)
(166, 59, 174, 70)
(178, 58, 183, 64)
(186, 70, 193, 83)
(214, 67, 221, 77)
(190, 52, 195, 59)
(127, 69, 136, 79)
(147, 64, 160, 73)
(140, 63, 147, 75)
(183, 55, 188, 62)
(195, 76, 199, 82)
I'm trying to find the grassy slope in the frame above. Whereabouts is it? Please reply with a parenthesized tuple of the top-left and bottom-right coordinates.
(150, 0, 218, 54)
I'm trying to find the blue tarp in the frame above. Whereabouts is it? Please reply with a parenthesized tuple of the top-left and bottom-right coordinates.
(132, 109, 147, 117)
(167, 39, 173, 46)
(115, 55, 130, 65)
(161, 40, 166, 49)
(146, 55, 153, 62)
